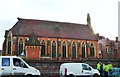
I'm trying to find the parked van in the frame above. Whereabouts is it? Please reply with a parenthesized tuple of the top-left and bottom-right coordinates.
(60, 63, 100, 77)
(0, 56, 41, 77)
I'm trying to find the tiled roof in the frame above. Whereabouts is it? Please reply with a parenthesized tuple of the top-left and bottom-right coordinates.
(10, 18, 97, 40)
(98, 38, 119, 50)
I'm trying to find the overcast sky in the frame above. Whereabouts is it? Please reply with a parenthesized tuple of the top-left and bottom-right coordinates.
(0, 0, 119, 50)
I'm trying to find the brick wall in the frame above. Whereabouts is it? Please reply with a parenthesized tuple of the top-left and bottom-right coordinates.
(26, 59, 120, 77)
(27, 61, 61, 77)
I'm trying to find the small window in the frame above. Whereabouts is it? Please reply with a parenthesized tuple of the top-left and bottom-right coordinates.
(32, 38, 35, 42)
(2, 58, 10, 66)
(106, 48, 110, 54)
(99, 50, 102, 54)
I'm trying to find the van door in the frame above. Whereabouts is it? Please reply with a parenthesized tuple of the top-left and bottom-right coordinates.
(1, 57, 13, 76)
(82, 64, 92, 76)
(12, 58, 28, 76)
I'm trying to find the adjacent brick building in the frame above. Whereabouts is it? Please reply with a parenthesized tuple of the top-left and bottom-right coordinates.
(98, 35, 119, 59)
(2, 14, 99, 60)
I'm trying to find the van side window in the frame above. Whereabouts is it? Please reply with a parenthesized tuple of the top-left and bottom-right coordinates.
(13, 58, 21, 67)
(13, 58, 28, 68)
(2, 58, 10, 66)
(82, 64, 91, 70)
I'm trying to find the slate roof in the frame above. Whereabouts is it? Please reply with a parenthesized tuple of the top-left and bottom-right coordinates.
(98, 38, 119, 51)
(10, 18, 97, 40)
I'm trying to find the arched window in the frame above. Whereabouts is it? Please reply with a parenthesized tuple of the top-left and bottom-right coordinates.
(72, 42, 76, 58)
(41, 40, 46, 56)
(19, 39, 23, 55)
(62, 41, 66, 58)
(90, 43, 95, 56)
(52, 41, 57, 58)
(8, 36, 11, 54)
(82, 43, 86, 58)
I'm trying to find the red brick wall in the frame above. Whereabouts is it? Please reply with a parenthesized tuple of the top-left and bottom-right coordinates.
(26, 46, 40, 60)
(10, 36, 99, 60)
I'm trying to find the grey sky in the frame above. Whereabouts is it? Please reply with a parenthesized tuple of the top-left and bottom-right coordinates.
(0, 0, 119, 50)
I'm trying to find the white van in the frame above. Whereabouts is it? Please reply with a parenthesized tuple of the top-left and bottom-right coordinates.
(0, 56, 41, 77)
(60, 63, 100, 77)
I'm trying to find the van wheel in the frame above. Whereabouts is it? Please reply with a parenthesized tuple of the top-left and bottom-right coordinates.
(93, 74, 99, 77)
(68, 74, 75, 77)
(25, 74, 33, 77)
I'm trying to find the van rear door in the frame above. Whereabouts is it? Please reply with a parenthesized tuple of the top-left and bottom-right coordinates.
(1, 57, 13, 76)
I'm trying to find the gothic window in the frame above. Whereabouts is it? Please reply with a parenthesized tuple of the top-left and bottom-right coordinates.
(19, 39, 23, 55)
(82, 43, 86, 58)
(62, 41, 66, 58)
(41, 40, 46, 56)
(8, 36, 11, 54)
(72, 42, 77, 58)
(90, 43, 95, 56)
(52, 41, 56, 58)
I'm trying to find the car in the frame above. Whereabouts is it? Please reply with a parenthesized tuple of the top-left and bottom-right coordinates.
(60, 63, 100, 77)
(108, 67, 120, 77)
(0, 56, 41, 77)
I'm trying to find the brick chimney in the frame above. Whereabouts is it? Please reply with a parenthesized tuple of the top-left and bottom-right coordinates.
(116, 37, 118, 43)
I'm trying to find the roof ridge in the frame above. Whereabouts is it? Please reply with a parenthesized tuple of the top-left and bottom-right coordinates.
(17, 17, 87, 26)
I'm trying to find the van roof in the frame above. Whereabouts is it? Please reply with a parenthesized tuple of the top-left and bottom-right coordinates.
(61, 63, 86, 65)
(0, 56, 19, 58)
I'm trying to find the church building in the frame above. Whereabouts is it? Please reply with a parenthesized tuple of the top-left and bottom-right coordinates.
(2, 14, 99, 60)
